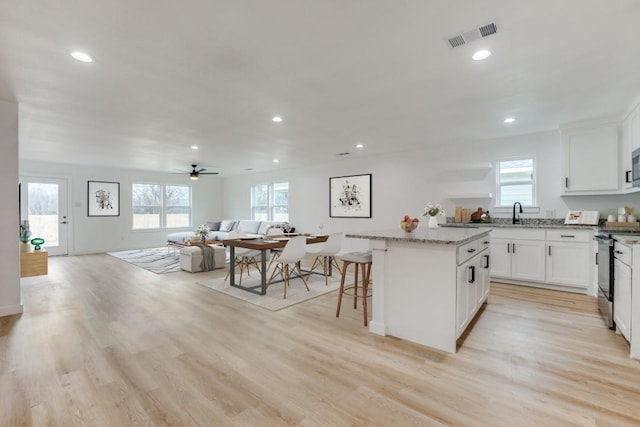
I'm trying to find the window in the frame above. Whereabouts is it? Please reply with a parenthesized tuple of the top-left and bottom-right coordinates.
(251, 182, 289, 222)
(497, 158, 535, 206)
(132, 183, 191, 229)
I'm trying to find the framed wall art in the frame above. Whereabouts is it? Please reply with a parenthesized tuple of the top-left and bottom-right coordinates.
(88, 181, 120, 217)
(329, 174, 372, 218)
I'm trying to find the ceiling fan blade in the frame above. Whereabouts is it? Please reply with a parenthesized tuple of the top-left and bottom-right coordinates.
(197, 168, 206, 172)
(199, 172, 219, 175)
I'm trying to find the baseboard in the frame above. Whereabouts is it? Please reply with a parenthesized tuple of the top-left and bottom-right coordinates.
(369, 320, 386, 336)
(0, 304, 23, 317)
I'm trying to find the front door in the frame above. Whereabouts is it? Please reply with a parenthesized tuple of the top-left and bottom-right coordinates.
(20, 177, 69, 256)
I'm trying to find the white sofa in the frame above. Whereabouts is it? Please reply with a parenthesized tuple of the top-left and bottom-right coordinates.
(168, 220, 285, 245)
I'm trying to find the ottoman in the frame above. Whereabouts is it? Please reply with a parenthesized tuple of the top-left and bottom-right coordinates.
(180, 245, 227, 273)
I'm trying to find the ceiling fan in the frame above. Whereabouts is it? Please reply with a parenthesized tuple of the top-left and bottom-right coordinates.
(174, 164, 219, 180)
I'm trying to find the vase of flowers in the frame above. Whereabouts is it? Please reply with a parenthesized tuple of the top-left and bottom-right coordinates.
(422, 203, 445, 228)
(194, 223, 211, 242)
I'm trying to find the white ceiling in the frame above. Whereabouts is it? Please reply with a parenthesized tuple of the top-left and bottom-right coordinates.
(2, 0, 640, 176)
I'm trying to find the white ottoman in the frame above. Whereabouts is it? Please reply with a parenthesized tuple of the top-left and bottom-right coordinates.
(180, 245, 227, 273)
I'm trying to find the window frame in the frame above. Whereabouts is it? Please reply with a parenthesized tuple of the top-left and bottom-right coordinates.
(496, 157, 537, 207)
(251, 182, 289, 222)
(132, 182, 192, 230)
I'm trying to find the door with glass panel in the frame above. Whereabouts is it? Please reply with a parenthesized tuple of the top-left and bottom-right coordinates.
(20, 177, 69, 256)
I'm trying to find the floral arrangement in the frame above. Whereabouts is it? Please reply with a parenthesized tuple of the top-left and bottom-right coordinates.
(422, 202, 445, 217)
(194, 223, 211, 241)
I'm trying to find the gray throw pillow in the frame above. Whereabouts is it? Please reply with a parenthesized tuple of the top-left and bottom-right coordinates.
(207, 221, 221, 231)
(219, 220, 236, 232)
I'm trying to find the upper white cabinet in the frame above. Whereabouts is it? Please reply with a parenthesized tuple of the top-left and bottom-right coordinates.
(561, 122, 620, 195)
(621, 103, 640, 191)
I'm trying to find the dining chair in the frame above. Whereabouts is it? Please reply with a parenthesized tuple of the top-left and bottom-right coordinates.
(306, 232, 344, 286)
(268, 235, 309, 298)
(224, 230, 262, 285)
(266, 227, 285, 270)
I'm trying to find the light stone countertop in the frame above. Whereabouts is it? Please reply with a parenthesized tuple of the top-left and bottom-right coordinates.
(346, 227, 491, 245)
(442, 222, 640, 233)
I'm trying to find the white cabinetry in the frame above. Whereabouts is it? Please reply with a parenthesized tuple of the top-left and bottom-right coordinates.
(456, 242, 490, 338)
(621, 104, 640, 191)
(561, 123, 620, 194)
(491, 228, 594, 293)
(490, 229, 546, 282)
(613, 240, 632, 342)
(546, 231, 593, 289)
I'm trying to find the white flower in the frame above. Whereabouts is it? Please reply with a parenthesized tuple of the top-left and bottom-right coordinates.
(194, 223, 211, 239)
(422, 202, 445, 217)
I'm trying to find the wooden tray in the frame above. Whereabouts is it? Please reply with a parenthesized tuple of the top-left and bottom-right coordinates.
(605, 222, 640, 227)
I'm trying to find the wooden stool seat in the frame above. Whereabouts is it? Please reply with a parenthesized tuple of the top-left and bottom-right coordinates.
(336, 251, 372, 326)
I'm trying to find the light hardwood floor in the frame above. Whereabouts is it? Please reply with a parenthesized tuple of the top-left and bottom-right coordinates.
(2, 253, 640, 426)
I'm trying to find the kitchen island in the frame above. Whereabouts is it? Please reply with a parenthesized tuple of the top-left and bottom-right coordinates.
(347, 227, 492, 353)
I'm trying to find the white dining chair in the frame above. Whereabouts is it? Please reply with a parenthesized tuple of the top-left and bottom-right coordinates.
(306, 232, 344, 286)
(224, 229, 262, 285)
(266, 227, 285, 270)
(268, 235, 309, 298)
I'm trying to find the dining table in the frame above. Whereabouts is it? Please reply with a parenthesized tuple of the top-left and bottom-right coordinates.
(221, 234, 329, 295)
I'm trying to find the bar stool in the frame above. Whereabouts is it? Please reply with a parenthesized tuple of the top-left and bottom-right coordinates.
(336, 251, 372, 326)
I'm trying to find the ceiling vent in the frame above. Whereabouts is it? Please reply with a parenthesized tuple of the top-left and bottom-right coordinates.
(447, 22, 497, 49)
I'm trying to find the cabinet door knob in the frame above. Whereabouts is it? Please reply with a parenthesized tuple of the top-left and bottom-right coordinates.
(468, 265, 475, 283)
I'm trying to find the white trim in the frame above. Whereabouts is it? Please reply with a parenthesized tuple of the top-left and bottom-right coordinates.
(493, 206, 540, 215)
(0, 304, 23, 317)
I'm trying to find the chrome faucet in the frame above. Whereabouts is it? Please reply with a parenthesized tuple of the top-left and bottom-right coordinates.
(512, 202, 523, 224)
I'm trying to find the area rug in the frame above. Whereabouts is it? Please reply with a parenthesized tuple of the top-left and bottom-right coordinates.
(107, 247, 180, 274)
(197, 272, 342, 311)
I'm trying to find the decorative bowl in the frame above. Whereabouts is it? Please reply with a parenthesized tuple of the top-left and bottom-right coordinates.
(400, 219, 420, 232)
(30, 237, 45, 250)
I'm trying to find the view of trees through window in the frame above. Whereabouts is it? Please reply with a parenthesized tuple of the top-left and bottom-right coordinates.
(497, 158, 535, 206)
(251, 182, 289, 222)
(132, 183, 191, 229)
(27, 183, 59, 245)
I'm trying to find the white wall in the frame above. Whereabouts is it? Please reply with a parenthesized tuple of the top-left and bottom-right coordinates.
(19, 160, 224, 254)
(0, 99, 21, 316)
(222, 129, 640, 251)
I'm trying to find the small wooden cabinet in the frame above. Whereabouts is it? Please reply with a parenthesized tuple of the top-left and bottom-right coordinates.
(20, 246, 48, 277)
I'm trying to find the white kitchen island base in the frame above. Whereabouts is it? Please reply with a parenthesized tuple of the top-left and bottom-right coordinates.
(348, 227, 491, 353)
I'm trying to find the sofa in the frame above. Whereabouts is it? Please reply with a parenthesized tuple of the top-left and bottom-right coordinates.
(167, 220, 286, 244)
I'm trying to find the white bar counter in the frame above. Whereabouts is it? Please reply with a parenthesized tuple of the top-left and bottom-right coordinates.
(347, 227, 492, 353)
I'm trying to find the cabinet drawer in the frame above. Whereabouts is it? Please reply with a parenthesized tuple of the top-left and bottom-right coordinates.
(491, 228, 546, 240)
(478, 236, 491, 251)
(614, 242, 632, 265)
(457, 240, 479, 265)
(546, 230, 591, 242)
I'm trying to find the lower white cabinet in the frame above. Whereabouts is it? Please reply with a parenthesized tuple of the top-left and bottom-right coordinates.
(613, 243, 632, 342)
(456, 247, 490, 338)
(490, 229, 546, 282)
(491, 228, 593, 292)
(546, 231, 593, 289)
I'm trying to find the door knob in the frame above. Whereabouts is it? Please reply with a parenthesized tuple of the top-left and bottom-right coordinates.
(61, 220, 68, 224)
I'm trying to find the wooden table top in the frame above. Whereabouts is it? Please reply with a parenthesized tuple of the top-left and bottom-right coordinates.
(222, 234, 328, 250)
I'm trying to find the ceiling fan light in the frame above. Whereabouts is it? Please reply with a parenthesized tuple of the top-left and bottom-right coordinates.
(190, 172, 199, 180)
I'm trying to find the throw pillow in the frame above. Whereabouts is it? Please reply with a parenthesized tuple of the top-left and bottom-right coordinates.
(219, 219, 236, 232)
(257, 222, 274, 235)
(207, 221, 221, 231)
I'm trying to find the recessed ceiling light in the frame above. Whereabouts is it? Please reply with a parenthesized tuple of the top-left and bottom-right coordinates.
(191, 145, 199, 150)
(273, 159, 279, 163)
(356, 143, 364, 149)
(272, 116, 283, 123)
(70, 51, 93, 63)
(472, 49, 491, 61)
(504, 117, 516, 123)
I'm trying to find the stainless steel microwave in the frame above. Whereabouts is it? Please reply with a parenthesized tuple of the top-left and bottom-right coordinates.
(633, 147, 640, 187)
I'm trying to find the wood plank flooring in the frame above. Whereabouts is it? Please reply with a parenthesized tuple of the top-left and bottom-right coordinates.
(1, 253, 640, 426)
